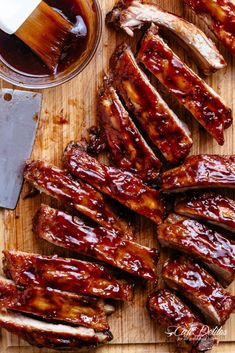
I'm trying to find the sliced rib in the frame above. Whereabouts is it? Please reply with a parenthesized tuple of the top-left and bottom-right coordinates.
(24, 160, 131, 237)
(63, 142, 165, 224)
(0, 276, 109, 331)
(3, 250, 133, 301)
(158, 214, 235, 287)
(148, 289, 215, 352)
(110, 44, 193, 163)
(34, 205, 159, 281)
(162, 255, 235, 326)
(98, 77, 161, 181)
(106, 0, 226, 74)
(175, 192, 235, 233)
(161, 155, 235, 192)
(0, 310, 112, 349)
(138, 26, 233, 144)
(184, 0, 235, 55)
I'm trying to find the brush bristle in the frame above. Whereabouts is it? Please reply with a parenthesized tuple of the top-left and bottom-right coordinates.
(15, 1, 73, 72)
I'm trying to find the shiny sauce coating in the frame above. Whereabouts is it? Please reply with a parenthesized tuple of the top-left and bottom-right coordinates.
(34, 205, 159, 281)
(3, 251, 133, 301)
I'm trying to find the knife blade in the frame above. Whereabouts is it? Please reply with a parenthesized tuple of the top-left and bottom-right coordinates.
(0, 89, 42, 209)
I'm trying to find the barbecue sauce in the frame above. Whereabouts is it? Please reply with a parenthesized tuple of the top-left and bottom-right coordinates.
(0, 0, 89, 76)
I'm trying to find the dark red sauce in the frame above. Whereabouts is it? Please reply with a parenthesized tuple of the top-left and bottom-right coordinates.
(0, 0, 89, 76)
(185, 0, 235, 34)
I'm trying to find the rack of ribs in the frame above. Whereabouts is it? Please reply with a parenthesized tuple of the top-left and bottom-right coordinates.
(137, 25, 233, 145)
(98, 77, 161, 181)
(24, 160, 131, 237)
(0, 310, 112, 349)
(63, 142, 165, 224)
(148, 289, 215, 352)
(106, 0, 226, 74)
(0, 276, 109, 331)
(3, 250, 133, 301)
(110, 44, 193, 163)
(158, 214, 235, 287)
(162, 255, 235, 326)
(175, 192, 235, 233)
(184, 0, 235, 55)
(34, 205, 159, 281)
(161, 155, 235, 192)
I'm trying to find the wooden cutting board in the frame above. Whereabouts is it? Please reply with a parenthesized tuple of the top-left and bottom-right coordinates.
(0, 0, 234, 352)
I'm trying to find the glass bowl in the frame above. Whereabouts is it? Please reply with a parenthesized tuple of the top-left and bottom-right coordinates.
(0, 0, 102, 89)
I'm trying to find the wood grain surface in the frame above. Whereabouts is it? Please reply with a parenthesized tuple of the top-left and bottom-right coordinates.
(0, 0, 234, 352)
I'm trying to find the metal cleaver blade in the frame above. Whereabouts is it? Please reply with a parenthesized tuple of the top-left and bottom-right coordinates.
(0, 89, 42, 210)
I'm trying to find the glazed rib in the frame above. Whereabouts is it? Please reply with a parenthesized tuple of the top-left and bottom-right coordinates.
(98, 78, 161, 181)
(148, 289, 214, 352)
(110, 44, 193, 163)
(0, 311, 112, 349)
(161, 155, 235, 192)
(158, 214, 235, 287)
(24, 160, 131, 237)
(162, 255, 235, 326)
(3, 250, 133, 301)
(0, 277, 109, 331)
(63, 142, 165, 224)
(34, 205, 159, 281)
(138, 26, 233, 144)
(175, 192, 235, 233)
(184, 0, 235, 55)
(106, 0, 226, 74)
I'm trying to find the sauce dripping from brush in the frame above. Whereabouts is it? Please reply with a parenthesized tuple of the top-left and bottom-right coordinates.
(0, 0, 89, 76)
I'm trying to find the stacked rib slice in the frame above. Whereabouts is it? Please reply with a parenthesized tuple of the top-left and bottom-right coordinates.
(0, 147, 167, 348)
(148, 155, 235, 351)
(8, 135, 166, 347)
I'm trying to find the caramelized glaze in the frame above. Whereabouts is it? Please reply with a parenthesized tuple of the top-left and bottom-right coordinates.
(138, 26, 232, 143)
(24, 160, 129, 235)
(10, 287, 109, 331)
(163, 256, 235, 325)
(161, 155, 235, 192)
(110, 44, 193, 163)
(175, 192, 235, 233)
(148, 289, 214, 351)
(34, 205, 159, 280)
(63, 142, 165, 224)
(98, 78, 161, 181)
(158, 214, 235, 286)
(3, 250, 133, 301)
(184, 0, 235, 55)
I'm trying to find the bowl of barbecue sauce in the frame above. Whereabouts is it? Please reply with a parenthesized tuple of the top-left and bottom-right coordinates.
(0, 0, 102, 89)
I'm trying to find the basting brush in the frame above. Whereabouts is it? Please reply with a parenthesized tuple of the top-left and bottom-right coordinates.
(0, 0, 73, 72)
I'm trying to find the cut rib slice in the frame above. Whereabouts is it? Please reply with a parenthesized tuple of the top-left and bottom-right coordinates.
(0, 276, 109, 331)
(162, 255, 235, 326)
(24, 160, 132, 237)
(158, 214, 235, 287)
(3, 250, 133, 301)
(110, 44, 192, 163)
(175, 192, 235, 233)
(161, 155, 235, 192)
(138, 26, 232, 144)
(148, 289, 215, 351)
(63, 142, 165, 224)
(106, 0, 226, 74)
(184, 0, 235, 55)
(34, 205, 159, 281)
(0, 310, 112, 349)
(98, 78, 161, 181)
